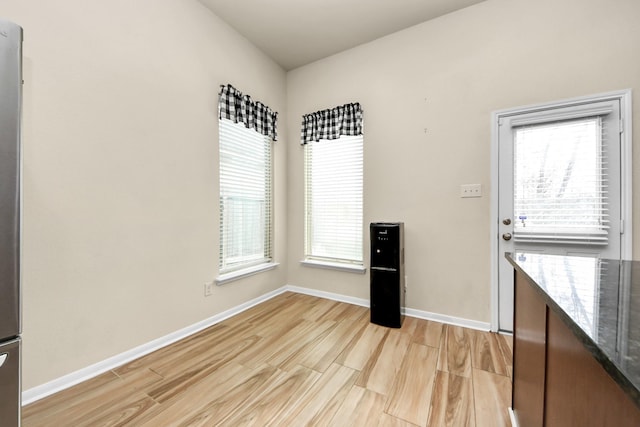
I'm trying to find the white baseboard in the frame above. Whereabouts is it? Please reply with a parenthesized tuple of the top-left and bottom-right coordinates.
(404, 307, 490, 331)
(285, 284, 490, 331)
(284, 285, 370, 308)
(508, 408, 519, 427)
(23, 284, 490, 405)
(22, 286, 288, 405)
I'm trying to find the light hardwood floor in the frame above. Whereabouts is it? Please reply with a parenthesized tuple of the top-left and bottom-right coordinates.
(23, 292, 512, 426)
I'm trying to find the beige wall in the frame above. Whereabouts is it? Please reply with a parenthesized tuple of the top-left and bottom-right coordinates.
(286, 0, 640, 323)
(3, 0, 287, 389)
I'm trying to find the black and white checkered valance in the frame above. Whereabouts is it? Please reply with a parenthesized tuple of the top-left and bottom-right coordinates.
(218, 84, 278, 141)
(300, 102, 363, 144)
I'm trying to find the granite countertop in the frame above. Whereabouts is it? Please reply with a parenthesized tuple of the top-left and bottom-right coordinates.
(506, 252, 640, 408)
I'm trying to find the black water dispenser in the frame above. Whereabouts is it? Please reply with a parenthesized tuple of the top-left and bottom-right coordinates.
(370, 222, 404, 328)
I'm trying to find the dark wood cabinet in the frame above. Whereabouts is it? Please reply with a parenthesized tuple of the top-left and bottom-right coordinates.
(512, 271, 640, 427)
(512, 270, 546, 427)
(545, 313, 640, 426)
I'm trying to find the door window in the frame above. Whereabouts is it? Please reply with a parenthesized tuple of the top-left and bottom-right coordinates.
(513, 117, 608, 244)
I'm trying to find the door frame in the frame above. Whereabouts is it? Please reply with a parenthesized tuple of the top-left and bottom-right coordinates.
(490, 89, 633, 332)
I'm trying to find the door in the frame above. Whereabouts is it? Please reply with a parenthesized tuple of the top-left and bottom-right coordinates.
(0, 19, 22, 341)
(495, 93, 630, 332)
(0, 338, 20, 426)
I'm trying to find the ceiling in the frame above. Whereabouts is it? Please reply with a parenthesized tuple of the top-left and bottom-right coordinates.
(199, 0, 487, 70)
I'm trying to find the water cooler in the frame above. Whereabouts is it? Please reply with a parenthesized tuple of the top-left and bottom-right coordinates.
(370, 222, 405, 328)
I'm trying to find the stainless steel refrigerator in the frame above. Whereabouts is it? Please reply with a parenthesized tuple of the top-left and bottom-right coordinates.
(0, 18, 22, 426)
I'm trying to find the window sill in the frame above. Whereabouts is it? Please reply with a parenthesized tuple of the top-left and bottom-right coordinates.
(300, 259, 366, 274)
(215, 262, 279, 286)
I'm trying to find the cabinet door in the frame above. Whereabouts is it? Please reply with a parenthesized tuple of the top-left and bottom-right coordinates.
(512, 271, 546, 427)
(545, 313, 640, 426)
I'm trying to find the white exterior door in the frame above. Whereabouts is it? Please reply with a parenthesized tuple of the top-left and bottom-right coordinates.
(494, 92, 631, 332)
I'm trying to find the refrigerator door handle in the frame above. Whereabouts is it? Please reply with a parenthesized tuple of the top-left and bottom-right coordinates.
(0, 353, 7, 367)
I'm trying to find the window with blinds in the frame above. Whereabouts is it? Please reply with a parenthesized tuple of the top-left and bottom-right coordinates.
(304, 135, 363, 265)
(513, 116, 608, 244)
(219, 118, 272, 273)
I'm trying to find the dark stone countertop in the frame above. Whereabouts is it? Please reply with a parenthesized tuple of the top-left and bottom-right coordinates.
(506, 252, 640, 409)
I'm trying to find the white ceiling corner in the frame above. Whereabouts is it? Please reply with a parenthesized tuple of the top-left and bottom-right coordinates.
(199, 0, 488, 70)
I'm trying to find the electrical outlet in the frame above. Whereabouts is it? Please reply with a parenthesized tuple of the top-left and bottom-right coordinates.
(460, 183, 482, 198)
(204, 281, 213, 297)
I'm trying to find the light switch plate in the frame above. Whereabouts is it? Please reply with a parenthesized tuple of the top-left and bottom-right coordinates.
(460, 184, 482, 198)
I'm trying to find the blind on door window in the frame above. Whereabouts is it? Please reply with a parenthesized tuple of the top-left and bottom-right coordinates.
(513, 116, 608, 244)
(305, 135, 363, 264)
(219, 118, 272, 273)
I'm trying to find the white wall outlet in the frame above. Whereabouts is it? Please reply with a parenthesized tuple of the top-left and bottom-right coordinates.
(460, 184, 482, 198)
(204, 281, 213, 297)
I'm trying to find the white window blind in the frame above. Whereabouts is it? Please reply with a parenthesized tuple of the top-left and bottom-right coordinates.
(219, 118, 272, 273)
(305, 135, 363, 264)
(513, 116, 608, 244)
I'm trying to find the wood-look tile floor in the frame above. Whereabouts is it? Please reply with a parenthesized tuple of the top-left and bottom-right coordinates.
(23, 292, 513, 426)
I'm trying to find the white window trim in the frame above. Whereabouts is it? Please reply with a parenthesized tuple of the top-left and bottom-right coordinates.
(300, 259, 367, 274)
(489, 89, 633, 332)
(215, 262, 279, 286)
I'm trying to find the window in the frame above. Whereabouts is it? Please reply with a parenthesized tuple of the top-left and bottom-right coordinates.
(218, 118, 272, 274)
(216, 84, 277, 282)
(514, 117, 606, 243)
(304, 134, 364, 266)
(508, 99, 621, 245)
